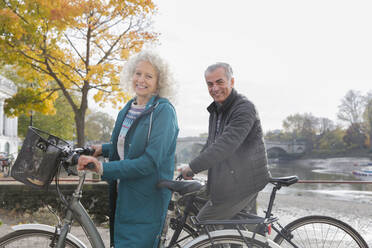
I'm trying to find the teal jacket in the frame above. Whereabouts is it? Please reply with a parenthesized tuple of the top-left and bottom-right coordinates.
(101, 95, 179, 248)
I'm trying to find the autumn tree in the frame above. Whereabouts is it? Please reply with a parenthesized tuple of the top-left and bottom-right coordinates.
(1, 65, 75, 139)
(343, 123, 367, 149)
(85, 110, 115, 142)
(337, 90, 365, 126)
(317, 127, 346, 151)
(264, 130, 292, 142)
(0, 0, 158, 146)
(18, 96, 75, 140)
(283, 113, 320, 135)
(318, 117, 335, 135)
(282, 113, 319, 151)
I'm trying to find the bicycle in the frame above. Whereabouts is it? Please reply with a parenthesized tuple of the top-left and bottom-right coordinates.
(0, 127, 106, 248)
(0, 152, 14, 177)
(158, 175, 369, 248)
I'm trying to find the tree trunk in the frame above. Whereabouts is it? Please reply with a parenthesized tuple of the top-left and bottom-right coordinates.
(75, 82, 89, 147)
(75, 109, 86, 147)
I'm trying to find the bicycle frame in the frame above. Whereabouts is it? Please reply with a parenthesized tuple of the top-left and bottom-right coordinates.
(9, 172, 105, 248)
(161, 176, 300, 248)
(157, 175, 368, 248)
(165, 193, 200, 247)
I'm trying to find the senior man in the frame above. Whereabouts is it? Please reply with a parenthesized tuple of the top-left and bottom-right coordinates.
(180, 62, 270, 222)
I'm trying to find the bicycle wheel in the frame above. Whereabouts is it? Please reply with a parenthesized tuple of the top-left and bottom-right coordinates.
(184, 230, 281, 248)
(273, 215, 368, 248)
(0, 229, 80, 247)
(166, 223, 198, 247)
(186, 235, 278, 248)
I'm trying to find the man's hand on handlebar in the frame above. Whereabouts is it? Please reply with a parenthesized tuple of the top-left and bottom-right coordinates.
(177, 164, 194, 180)
(77, 155, 103, 175)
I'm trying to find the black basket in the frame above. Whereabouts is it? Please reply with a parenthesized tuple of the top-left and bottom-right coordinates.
(11, 127, 69, 189)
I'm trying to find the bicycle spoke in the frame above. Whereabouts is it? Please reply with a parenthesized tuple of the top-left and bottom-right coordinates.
(274, 216, 368, 248)
(292, 227, 309, 248)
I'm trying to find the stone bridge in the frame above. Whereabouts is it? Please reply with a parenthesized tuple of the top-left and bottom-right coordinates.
(265, 141, 306, 156)
(176, 137, 306, 162)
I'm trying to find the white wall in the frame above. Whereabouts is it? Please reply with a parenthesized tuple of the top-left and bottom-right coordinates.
(0, 75, 18, 155)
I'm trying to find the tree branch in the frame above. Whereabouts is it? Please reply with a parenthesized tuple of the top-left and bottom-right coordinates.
(89, 83, 119, 89)
(96, 20, 133, 65)
(37, 88, 60, 102)
(44, 57, 79, 113)
(94, 17, 124, 36)
(64, 34, 86, 65)
(46, 53, 84, 79)
(3, 0, 29, 24)
(7, 41, 46, 65)
(91, 87, 113, 93)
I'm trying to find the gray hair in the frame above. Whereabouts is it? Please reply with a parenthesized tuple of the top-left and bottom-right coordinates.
(120, 50, 176, 102)
(204, 62, 234, 81)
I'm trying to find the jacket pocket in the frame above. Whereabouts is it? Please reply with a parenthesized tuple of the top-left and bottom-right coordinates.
(211, 163, 239, 203)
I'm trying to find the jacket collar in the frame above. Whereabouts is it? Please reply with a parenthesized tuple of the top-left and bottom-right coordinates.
(133, 95, 159, 110)
(116, 95, 160, 134)
(113, 95, 160, 145)
(207, 88, 237, 114)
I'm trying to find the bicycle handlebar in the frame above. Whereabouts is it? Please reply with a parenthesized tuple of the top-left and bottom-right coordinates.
(175, 171, 195, 180)
(61, 146, 96, 171)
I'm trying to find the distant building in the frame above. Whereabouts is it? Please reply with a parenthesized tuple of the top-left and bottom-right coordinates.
(0, 75, 18, 154)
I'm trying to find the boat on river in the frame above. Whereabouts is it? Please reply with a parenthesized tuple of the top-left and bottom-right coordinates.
(352, 166, 372, 178)
(353, 162, 372, 167)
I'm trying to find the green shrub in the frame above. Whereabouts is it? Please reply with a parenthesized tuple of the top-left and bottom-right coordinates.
(0, 183, 109, 224)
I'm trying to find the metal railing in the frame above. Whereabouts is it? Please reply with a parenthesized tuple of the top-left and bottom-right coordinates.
(298, 180, 372, 184)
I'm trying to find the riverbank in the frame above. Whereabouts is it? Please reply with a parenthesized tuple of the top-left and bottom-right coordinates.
(296, 148, 372, 160)
(0, 191, 371, 247)
(258, 190, 372, 246)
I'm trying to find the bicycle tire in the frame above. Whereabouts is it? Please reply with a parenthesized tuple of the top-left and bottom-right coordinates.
(186, 235, 278, 248)
(0, 229, 80, 248)
(166, 223, 198, 248)
(273, 215, 368, 248)
(184, 230, 281, 248)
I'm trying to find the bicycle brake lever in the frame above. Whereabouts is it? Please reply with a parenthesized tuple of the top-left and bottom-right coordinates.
(83, 147, 95, 156)
(175, 171, 194, 181)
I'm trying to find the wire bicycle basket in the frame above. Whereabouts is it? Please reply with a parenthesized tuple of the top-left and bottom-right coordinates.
(11, 126, 69, 189)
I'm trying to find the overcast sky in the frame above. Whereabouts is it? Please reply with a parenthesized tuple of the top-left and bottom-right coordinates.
(96, 0, 372, 137)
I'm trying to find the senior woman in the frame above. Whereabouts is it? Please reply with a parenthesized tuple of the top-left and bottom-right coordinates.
(77, 51, 179, 248)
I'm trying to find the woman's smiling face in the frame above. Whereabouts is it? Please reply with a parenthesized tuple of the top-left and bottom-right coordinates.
(132, 61, 158, 103)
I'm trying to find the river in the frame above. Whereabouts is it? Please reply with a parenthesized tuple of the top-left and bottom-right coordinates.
(267, 157, 372, 204)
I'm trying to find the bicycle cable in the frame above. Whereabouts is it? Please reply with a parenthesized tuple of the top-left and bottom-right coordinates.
(55, 160, 76, 219)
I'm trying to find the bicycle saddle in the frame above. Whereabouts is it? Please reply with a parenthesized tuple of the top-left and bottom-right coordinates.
(157, 180, 203, 195)
(269, 175, 298, 186)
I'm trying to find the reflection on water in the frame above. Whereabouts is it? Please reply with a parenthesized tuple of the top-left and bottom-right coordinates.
(267, 157, 372, 203)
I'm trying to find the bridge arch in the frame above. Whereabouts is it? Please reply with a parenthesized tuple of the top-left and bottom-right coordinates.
(267, 146, 287, 158)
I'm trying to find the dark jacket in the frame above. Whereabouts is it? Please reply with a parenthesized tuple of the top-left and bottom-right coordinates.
(190, 89, 270, 204)
(101, 95, 179, 248)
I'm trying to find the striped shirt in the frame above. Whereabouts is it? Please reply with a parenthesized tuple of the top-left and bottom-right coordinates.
(117, 102, 146, 160)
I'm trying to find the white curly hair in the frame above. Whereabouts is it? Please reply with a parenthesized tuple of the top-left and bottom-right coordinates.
(120, 50, 176, 103)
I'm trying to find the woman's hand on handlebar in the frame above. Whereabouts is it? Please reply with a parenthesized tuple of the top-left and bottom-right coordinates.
(91, 145, 103, 157)
(77, 155, 103, 175)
